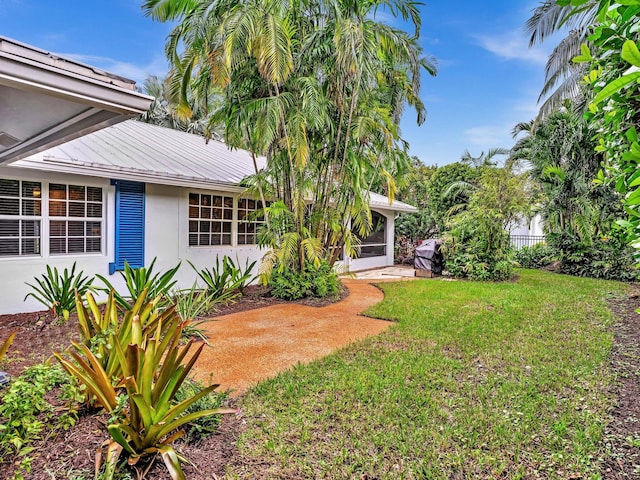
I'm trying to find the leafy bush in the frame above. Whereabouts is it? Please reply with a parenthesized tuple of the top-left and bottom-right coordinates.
(395, 210, 438, 246)
(547, 231, 638, 282)
(513, 243, 556, 269)
(172, 285, 217, 343)
(55, 304, 235, 480)
(395, 235, 416, 265)
(270, 261, 341, 300)
(0, 363, 80, 479)
(173, 285, 215, 321)
(442, 210, 514, 281)
(24, 262, 94, 320)
(96, 257, 180, 309)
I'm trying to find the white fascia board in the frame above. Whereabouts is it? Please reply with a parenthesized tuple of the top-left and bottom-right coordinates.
(0, 51, 153, 114)
(371, 203, 418, 214)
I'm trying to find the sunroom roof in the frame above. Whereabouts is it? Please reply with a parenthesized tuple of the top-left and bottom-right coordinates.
(0, 36, 153, 163)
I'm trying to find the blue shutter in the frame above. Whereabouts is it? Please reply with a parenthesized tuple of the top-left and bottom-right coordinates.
(109, 180, 145, 274)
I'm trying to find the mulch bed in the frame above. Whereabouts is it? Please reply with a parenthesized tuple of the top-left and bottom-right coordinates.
(0, 285, 347, 480)
(0, 284, 638, 479)
(601, 289, 640, 479)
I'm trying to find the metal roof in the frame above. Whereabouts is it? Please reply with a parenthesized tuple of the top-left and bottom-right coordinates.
(367, 191, 417, 213)
(13, 120, 417, 212)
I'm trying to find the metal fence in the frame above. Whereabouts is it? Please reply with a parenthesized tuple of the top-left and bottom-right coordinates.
(510, 235, 546, 250)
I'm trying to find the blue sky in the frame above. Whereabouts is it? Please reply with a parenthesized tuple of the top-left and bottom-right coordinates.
(1, 0, 555, 166)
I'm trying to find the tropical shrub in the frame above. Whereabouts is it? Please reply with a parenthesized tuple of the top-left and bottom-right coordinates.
(547, 230, 638, 282)
(395, 235, 416, 265)
(96, 257, 180, 309)
(55, 305, 235, 479)
(71, 289, 180, 406)
(270, 261, 341, 300)
(442, 210, 514, 281)
(514, 243, 556, 269)
(173, 285, 216, 321)
(427, 162, 480, 231)
(395, 211, 438, 243)
(24, 262, 93, 320)
(172, 285, 217, 343)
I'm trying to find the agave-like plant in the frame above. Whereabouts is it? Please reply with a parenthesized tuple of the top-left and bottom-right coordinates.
(189, 255, 255, 301)
(55, 308, 235, 479)
(96, 257, 181, 309)
(24, 262, 94, 320)
(74, 289, 177, 387)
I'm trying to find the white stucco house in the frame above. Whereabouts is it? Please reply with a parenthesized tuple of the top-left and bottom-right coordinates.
(0, 120, 416, 314)
(0, 35, 415, 315)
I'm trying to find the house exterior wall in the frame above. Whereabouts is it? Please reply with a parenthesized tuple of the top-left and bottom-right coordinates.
(0, 168, 263, 314)
(510, 214, 544, 237)
(0, 166, 399, 315)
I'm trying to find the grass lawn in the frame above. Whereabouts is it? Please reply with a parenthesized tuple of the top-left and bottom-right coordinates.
(227, 270, 627, 479)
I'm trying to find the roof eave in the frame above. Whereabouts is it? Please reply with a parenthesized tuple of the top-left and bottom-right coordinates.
(0, 37, 153, 164)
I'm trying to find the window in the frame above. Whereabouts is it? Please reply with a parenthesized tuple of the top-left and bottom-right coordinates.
(357, 211, 387, 258)
(0, 179, 41, 257)
(188, 193, 233, 246)
(49, 183, 103, 254)
(237, 198, 268, 245)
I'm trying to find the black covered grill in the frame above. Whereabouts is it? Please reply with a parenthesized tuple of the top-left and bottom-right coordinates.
(414, 239, 444, 274)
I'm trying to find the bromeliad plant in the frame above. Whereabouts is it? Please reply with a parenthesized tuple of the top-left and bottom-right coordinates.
(55, 303, 235, 480)
(73, 289, 177, 393)
(24, 262, 94, 320)
(172, 284, 217, 343)
(189, 255, 256, 301)
(96, 257, 180, 309)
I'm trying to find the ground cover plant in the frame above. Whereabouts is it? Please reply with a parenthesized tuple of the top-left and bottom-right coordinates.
(231, 269, 627, 479)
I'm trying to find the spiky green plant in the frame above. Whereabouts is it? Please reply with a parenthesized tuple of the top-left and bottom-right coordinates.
(74, 289, 177, 390)
(189, 255, 255, 301)
(96, 257, 180, 309)
(24, 262, 94, 320)
(55, 306, 235, 480)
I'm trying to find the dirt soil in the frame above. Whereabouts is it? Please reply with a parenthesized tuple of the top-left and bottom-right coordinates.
(601, 289, 640, 479)
(0, 282, 639, 479)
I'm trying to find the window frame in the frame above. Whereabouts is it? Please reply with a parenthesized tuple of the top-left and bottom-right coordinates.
(0, 176, 106, 260)
(48, 183, 104, 256)
(0, 178, 42, 258)
(356, 210, 387, 258)
(187, 192, 234, 247)
(237, 197, 269, 246)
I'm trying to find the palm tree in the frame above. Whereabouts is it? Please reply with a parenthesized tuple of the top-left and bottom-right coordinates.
(143, 0, 436, 275)
(510, 104, 611, 241)
(526, 0, 598, 119)
(140, 74, 225, 139)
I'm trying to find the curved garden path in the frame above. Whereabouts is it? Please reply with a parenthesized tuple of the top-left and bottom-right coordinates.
(191, 279, 393, 395)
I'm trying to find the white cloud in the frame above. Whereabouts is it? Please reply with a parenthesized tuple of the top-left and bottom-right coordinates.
(464, 125, 511, 148)
(59, 53, 168, 86)
(474, 29, 549, 66)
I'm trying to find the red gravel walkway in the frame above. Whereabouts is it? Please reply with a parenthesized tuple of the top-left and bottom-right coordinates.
(192, 279, 392, 395)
